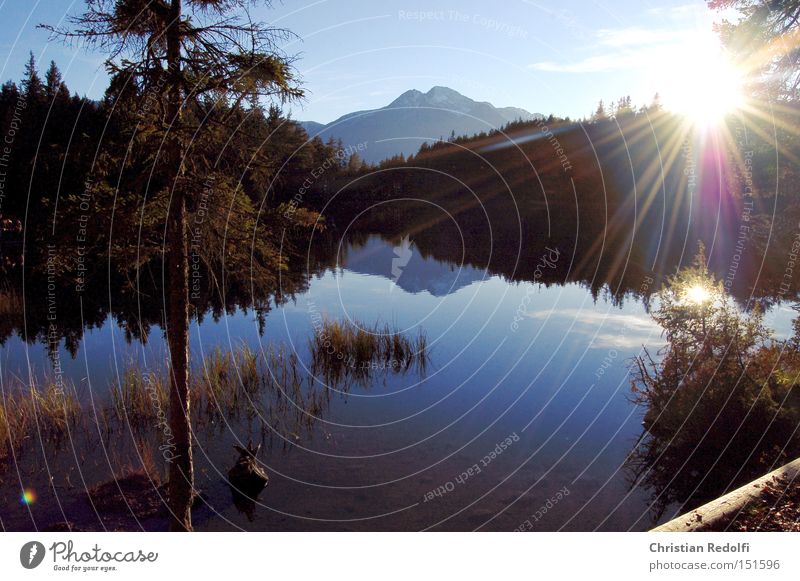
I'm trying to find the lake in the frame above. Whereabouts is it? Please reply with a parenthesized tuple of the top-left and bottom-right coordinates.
(5, 223, 793, 532)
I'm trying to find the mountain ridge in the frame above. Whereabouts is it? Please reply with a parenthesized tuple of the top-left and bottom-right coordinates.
(300, 86, 541, 163)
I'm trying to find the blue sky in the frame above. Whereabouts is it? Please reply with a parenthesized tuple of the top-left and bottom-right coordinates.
(0, 0, 728, 122)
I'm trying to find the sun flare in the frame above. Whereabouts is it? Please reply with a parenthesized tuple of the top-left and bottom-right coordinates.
(660, 35, 746, 127)
(684, 285, 712, 306)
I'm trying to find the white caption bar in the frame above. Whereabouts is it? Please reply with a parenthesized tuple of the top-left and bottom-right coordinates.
(1, 532, 798, 580)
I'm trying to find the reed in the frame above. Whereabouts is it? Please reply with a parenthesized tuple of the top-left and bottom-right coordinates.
(0, 390, 28, 456)
(1, 322, 429, 463)
(109, 365, 168, 425)
(0, 379, 81, 459)
(309, 318, 428, 383)
(0, 286, 22, 320)
(200, 347, 236, 417)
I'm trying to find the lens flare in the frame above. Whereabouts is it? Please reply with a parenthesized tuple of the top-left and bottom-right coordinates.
(21, 488, 37, 505)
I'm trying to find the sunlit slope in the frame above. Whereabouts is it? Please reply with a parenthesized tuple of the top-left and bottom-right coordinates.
(327, 107, 800, 302)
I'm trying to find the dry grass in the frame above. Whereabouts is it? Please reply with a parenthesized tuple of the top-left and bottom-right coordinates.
(309, 318, 428, 384)
(1, 322, 429, 463)
(210, 343, 334, 435)
(109, 365, 169, 426)
(0, 286, 22, 320)
(0, 380, 81, 459)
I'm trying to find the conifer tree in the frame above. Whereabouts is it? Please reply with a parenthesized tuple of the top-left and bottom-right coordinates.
(45, 0, 304, 531)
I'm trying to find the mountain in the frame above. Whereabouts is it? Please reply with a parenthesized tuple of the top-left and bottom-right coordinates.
(341, 235, 486, 296)
(300, 86, 541, 163)
(300, 120, 326, 137)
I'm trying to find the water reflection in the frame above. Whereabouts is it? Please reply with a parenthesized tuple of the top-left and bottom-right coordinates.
(1, 202, 799, 531)
(342, 235, 486, 296)
(627, 253, 800, 521)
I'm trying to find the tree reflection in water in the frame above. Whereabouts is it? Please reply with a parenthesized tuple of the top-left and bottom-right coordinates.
(628, 246, 800, 520)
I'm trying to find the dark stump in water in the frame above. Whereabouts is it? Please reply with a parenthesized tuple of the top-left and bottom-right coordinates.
(228, 442, 269, 520)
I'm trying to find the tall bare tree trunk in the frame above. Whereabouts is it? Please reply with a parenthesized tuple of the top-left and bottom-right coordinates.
(164, 0, 193, 532)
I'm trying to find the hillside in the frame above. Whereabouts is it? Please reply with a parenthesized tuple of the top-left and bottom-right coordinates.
(301, 86, 541, 163)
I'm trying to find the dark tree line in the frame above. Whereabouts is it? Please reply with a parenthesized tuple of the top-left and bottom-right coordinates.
(0, 54, 104, 225)
(0, 0, 362, 533)
(0, 56, 348, 237)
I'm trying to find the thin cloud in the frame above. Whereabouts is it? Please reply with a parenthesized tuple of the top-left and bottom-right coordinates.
(530, 51, 652, 73)
(646, 3, 707, 19)
(586, 333, 665, 350)
(596, 26, 691, 48)
(526, 308, 661, 331)
(529, 22, 703, 73)
(525, 308, 665, 350)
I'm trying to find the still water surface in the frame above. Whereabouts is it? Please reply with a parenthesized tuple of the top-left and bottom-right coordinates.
(2, 234, 792, 531)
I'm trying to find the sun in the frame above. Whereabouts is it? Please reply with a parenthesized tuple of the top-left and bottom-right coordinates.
(684, 284, 712, 306)
(659, 35, 746, 127)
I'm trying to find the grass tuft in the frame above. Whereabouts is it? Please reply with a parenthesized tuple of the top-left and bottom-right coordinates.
(1, 322, 429, 464)
(309, 318, 428, 384)
(0, 380, 80, 459)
